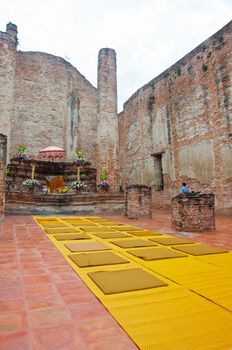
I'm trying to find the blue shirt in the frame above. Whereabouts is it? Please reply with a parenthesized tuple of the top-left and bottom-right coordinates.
(180, 186, 189, 194)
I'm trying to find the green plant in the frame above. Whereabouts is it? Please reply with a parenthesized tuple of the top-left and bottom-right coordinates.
(100, 171, 108, 182)
(75, 150, 84, 161)
(18, 146, 27, 155)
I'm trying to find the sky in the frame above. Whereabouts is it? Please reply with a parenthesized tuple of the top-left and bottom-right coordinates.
(1, 0, 232, 111)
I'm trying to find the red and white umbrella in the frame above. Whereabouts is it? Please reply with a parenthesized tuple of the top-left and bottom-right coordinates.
(39, 146, 65, 161)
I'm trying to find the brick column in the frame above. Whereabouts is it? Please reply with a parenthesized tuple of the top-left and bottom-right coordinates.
(97, 48, 119, 192)
(171, 193, 215, 232)
(0, 134, 7, 221)
(125, 185, 152, 219)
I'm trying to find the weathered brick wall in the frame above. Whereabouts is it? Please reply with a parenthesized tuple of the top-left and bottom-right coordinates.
(10, 51, 98, 165)
(119, 21, 232, 214)
(0, 134, 7, 220)
(0, 23, 17, 156)
(125, 185, 152, 219)
(171, 193, 215, 232)
(97, 48, 119, 191)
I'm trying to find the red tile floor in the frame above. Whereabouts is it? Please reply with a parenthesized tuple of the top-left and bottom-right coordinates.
(0, 209, 231, 350)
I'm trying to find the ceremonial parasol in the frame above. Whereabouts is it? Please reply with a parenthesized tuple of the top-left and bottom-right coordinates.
(39, 146, 65, 161)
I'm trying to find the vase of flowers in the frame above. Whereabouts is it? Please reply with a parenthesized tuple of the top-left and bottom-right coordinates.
(70, 180, 85, 193)
(22, 179, 38, 192)
(98, 171, 110, 192)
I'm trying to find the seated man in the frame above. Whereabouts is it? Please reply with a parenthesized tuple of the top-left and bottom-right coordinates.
(179, 182, 189, 194)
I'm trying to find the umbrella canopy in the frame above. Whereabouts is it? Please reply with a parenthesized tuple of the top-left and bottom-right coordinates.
(39, 146, 65, 160)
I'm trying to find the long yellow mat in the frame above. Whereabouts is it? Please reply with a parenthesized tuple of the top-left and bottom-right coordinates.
(34, 216, 232, 350)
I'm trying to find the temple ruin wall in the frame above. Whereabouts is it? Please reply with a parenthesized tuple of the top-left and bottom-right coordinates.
(119, 21, 232, 214)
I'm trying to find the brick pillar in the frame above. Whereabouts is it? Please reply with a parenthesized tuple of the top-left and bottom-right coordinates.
(97, 48, 119, 192)
(171, 193, 215, 232)
(0, 134, 7, 221)
(125, 185, 152, 219)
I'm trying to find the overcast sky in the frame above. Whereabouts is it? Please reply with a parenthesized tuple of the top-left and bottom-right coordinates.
(1, 0, 232, 111)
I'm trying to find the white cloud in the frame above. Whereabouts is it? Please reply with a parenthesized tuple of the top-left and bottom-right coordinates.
(1, 0, 232, 111)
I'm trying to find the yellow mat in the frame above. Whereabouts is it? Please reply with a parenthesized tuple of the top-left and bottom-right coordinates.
(34, 215, 232, 350)
(69, 251, 129, 268)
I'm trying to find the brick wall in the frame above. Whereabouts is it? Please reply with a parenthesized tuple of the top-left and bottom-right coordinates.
(119, 21, 232, 214)
(0, 134, 7, 220)
(125, 185, 152, 219)
(171, 193, 215, 232)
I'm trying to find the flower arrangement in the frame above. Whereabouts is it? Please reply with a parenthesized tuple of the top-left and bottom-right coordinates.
(22, 179, 38, 189)
(98, 171, 110, 189)
(70, 181, 86, 190)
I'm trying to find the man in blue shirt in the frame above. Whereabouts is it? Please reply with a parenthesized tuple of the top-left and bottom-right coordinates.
(180, 182, 189, 194)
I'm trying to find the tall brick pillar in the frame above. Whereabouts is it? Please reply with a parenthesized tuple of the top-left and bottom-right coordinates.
(97, 48, 119, 192)
(0, 23, 17, 159)
(171, 193, 215, 232)
(125, 185, 152, 219)
(0, 134, 7, 221)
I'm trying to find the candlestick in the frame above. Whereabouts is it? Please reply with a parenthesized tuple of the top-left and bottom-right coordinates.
(77, 167, 80, 182)
(31, 165, 35, 180)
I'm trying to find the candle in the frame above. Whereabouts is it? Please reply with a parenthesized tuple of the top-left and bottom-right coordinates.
(77, 167, 80, 182)
(31, 165, 35, 180)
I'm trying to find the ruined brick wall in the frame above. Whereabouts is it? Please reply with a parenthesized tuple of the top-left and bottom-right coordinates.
(11, 51, 98, 166)
(0, 134, 7, 220)
(125, 185, 152, 219)
(0, 23, 17, 155)
(119, 20, 232, 214)
(171, 193, 215, 232)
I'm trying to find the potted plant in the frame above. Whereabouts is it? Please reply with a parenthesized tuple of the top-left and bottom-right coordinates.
(16, 146, 28, 160)
(22, 179, 38, 192)
(75, 150, 88, 166)
(98, 171, 110, 192)
(70, 180, 86, 193)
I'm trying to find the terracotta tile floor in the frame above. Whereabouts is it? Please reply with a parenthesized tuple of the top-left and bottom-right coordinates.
(0, 210, 231, 350)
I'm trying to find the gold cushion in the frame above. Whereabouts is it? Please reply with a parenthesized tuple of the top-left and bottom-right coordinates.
(129, 247, 187, 260)
(69, 251, 129, 267)
(110, 239, 157, 248)
(93, 232, 131, 239)
(65, 242, 110, 252)
(54, 233, 90, 241)
(88, 268, 168, 294)
(173, 244, 229, 256)
(149, 236, 194, 245)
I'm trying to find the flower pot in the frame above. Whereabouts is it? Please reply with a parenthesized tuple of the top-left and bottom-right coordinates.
(100, 187, 109, 193)
(27, 188, 34, 193)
